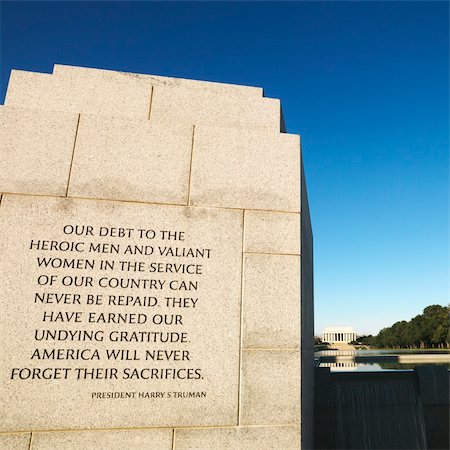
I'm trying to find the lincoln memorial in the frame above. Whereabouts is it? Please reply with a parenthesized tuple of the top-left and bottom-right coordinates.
(322, 327, 356, 344)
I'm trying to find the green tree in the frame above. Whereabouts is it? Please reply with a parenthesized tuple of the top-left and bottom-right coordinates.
(370, 305, 449, 348)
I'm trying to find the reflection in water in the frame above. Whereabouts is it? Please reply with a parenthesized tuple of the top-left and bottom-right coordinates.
(317, 349, 450, 356)
(320, 361, 450, 371)
(316, 349, 450, 371)
(380, 362, 450, 370)
(321, 362, 384, 371)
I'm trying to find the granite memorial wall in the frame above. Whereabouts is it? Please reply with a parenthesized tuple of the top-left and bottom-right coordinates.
(0, 65, 314, 450)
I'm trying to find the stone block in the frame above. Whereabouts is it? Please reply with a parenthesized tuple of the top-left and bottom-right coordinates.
(0, 195, 242, 431)
(53, 64, 264, 97)
(190, 128, 300, 211)
(5, 67, 264, 122)
(240, 350, 300, 425)
(150, 85, 281, 129)
(4, 70, 52, 110)
(174, 426, 299, 450)
(5, 70, 151, 119)
(68, 115, 193, 204)
(31, 430, 173, 450)
(0, 433, 31, 450)
(244, 210, 300, 254)
(243, 254, 300, 349)
(0, 106, 79, 196)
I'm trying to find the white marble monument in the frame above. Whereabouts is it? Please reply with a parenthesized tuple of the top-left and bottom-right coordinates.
(322, 327, 357, 344)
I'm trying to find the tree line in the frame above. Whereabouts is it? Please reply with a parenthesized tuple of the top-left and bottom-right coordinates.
(358, 305, 449, 349)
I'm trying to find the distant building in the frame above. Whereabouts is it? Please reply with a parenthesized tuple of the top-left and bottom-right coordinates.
(322, 327, 356, 344)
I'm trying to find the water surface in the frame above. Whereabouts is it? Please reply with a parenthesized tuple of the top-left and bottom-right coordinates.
(316, 349, 450, 371)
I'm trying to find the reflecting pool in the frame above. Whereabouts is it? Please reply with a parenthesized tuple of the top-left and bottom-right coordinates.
(315, 349, 450, 371)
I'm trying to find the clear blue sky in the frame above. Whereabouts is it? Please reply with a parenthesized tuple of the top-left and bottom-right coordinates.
(1, 1, 448, 335)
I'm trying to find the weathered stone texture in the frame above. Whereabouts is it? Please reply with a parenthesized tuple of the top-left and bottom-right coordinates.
(240, 350, 300, 425)
(243, 254, 300, 349)
(150, 86, 280, 129)
(52, 64, 264, 97)
(0, 106, 78, 196)
(190, 127, 300, 211)
(244, 210, 300, 255)
(5, 70, 151, 119)
(68, 115, 193, 204)
(31, 430, 173, 450)
(0, 433, 31, 450)
(175, 426, 300, 450)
